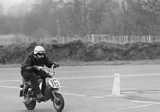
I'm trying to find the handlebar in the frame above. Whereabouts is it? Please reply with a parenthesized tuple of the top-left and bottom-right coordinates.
(43, 64, 59, 76)
(33, 64, 59, 77)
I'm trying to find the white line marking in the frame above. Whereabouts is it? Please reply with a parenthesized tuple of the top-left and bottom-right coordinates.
(0, 73, 160, 82)
(118, 104, 153, 111)
(59, 73, 160, 80)
(91, 95, 108, 99)
(0, 80, 20, 83)
(92, 94, 117, 98)
(123, 73, 160, 78)
(131, 100, 160, 105)
(60, 76, 112, 80)
(0, 85, 19, 89)
(64, 92, 113, 99)
(64, 93, 86, 97)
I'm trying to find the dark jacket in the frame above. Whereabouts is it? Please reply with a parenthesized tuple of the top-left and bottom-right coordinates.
(21, 52, 54, 72)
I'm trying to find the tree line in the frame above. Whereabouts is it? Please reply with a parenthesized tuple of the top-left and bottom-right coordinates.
(0, 0, 160, 38)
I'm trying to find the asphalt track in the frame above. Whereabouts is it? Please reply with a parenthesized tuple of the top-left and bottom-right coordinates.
(0, 64, 160, 112)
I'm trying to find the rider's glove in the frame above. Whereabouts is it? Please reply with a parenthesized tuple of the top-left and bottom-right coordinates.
(53, 63, 60, 68)
(33, 66, 43, 71)
(48, 75, 52, 78)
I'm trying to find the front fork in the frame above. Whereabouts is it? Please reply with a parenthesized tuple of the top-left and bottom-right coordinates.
(20, 87, 23, 97)
(51, 88, 59, 101)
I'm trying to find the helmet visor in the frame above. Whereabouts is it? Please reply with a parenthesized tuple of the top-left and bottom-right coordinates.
(36, 52, 45, 58)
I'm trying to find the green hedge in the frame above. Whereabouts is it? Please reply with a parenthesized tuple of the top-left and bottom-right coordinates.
(1, 41, 160, 64)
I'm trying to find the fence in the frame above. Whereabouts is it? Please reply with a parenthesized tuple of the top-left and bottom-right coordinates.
(46, 35, 160, 44)
(1, 34, 160, 45)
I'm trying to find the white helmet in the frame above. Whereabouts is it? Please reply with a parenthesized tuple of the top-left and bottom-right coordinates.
(34, 45, 45, 54)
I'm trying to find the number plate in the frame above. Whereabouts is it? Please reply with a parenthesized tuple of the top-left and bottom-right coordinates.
(48, 78, 61, 88)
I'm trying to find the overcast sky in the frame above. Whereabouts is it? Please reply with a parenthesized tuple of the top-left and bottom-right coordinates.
(0, 0, 24, 9)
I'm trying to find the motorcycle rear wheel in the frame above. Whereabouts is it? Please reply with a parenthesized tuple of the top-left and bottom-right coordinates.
(52, 91, 64, 112)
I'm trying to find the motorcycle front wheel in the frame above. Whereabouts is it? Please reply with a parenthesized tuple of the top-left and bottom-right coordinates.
(24, 99, 36, 110)
(52, 91, 64, 112)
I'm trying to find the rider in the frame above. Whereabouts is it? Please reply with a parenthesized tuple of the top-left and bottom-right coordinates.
(21, 45, 59, 100)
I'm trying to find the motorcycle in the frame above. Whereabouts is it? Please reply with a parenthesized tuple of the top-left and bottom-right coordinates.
(19, 65, 64, 112)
